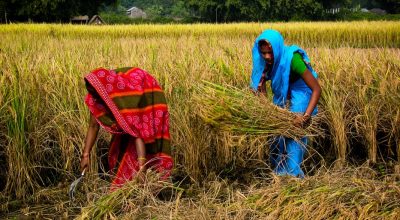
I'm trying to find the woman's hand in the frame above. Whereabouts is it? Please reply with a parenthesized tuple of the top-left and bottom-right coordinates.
(80, 153, 90, 172)
(136, 164, 147, 183)
(293, 114, 311, 128)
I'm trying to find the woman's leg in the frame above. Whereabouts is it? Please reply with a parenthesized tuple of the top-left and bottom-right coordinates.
(110, 137, 173, 190)
(284, 137, 307, 178)
(271, 136, 286, 173)
(271, 136, 306, 177)
(110, 137, 140, 190)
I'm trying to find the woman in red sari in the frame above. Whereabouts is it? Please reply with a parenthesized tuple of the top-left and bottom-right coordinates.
(80, 67, 173, 189)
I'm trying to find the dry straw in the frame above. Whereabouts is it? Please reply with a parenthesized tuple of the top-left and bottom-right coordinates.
(0, 23, 400, 215)
(4, 168, 400, 219)
(194, 81, 324, 140)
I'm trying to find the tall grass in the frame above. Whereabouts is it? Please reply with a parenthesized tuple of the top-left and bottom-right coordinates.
(0, 23, 399, 202)
(2, 47, 43, 198)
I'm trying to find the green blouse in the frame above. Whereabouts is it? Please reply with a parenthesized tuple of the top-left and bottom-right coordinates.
(289, 52, 307, 83)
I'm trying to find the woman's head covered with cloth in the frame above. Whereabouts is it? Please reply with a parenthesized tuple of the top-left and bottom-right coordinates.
(250, 29, 317, 107)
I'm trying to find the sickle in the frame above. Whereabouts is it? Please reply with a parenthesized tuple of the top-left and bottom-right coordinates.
(68, 168, 86, 201)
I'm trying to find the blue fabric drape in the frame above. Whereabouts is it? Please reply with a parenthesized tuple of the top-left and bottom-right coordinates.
(250, 29, 318, 108)
(250, 29, 318, 177)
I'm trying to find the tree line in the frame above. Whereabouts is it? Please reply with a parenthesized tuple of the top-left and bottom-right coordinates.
(1, 0, 399, 23)
(0, 0, 117, 23)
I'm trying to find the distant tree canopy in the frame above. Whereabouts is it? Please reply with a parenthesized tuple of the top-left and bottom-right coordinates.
(187, 0, 324, 22)
(2, 0, 117, 22)
(185, 0, 400, 22)
(317, 0, 352, 8)
(352, 0, 400, 12)
(381, 0, 400, 14)
(1, 0, 399, 23)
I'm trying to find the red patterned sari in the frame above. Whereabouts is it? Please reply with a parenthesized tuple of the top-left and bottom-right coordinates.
(84, 67, 173, 189)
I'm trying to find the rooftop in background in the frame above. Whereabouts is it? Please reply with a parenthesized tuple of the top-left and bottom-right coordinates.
(126, 6, 147, 19)
(88, 15, 105, 25)
(71, 15, 105, 25)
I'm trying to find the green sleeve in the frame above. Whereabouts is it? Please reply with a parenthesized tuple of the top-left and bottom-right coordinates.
(114, 67, 133, 73)
(291, 53, 307, 76)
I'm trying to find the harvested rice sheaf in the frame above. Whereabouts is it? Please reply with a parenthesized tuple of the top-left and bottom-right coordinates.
(194, 81, 323, 140)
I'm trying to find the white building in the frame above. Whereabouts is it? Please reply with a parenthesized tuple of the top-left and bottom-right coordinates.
(126, 7, 147, 19)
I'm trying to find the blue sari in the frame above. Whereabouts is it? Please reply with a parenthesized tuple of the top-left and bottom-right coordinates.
(250, 30, 318, 177)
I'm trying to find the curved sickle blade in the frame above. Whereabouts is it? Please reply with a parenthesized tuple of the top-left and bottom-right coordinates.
(68, 169, 86, 201)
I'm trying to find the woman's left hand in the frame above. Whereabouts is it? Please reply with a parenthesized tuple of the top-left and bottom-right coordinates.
(293, 114, 311, 128)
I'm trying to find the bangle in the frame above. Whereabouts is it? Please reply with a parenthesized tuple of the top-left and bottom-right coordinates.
(138, 157, 146, 161)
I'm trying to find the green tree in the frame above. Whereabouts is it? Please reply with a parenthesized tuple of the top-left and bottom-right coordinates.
(317, 0, 352, 8)
(0, 0, 6, 23)
(171, 0, 190, 18)
(3, 0, 117, 22)
(381, 0, 400, 13)
(187, 0, 323, 22)
(186, 0, 223, 22)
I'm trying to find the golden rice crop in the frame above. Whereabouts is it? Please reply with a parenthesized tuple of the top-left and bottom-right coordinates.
(0, 22, 399, 47)
(0, 23, 399, 219)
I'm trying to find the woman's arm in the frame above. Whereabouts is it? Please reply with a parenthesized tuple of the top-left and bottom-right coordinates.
(293, 69, 321, 127)
(257, 73, 267, 95)
(135, 138, 146, 169)
(135, 137, 147, 182)
(80, 114, 100, 172)
(302, 69, 321, 116)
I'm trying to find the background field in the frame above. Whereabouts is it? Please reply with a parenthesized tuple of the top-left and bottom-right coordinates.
(1, 22, 400, 219)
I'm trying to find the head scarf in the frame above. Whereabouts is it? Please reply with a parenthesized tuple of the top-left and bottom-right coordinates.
(250, 29, 317, 107)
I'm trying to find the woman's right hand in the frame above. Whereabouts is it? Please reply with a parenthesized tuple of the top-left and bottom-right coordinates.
(80, 154, 90, 172)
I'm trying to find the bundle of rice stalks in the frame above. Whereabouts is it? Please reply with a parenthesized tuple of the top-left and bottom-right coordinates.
(78, 172, 183, 220)
(194, 81, 323, 140)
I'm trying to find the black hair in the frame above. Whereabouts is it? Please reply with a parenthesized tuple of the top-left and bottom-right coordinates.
(259, 40, 271, 48)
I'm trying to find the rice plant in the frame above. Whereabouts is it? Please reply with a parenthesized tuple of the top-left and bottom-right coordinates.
(0, 23, 400, 218)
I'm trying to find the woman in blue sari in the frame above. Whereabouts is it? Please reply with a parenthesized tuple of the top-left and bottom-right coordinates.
(250, 30, 321, 178)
